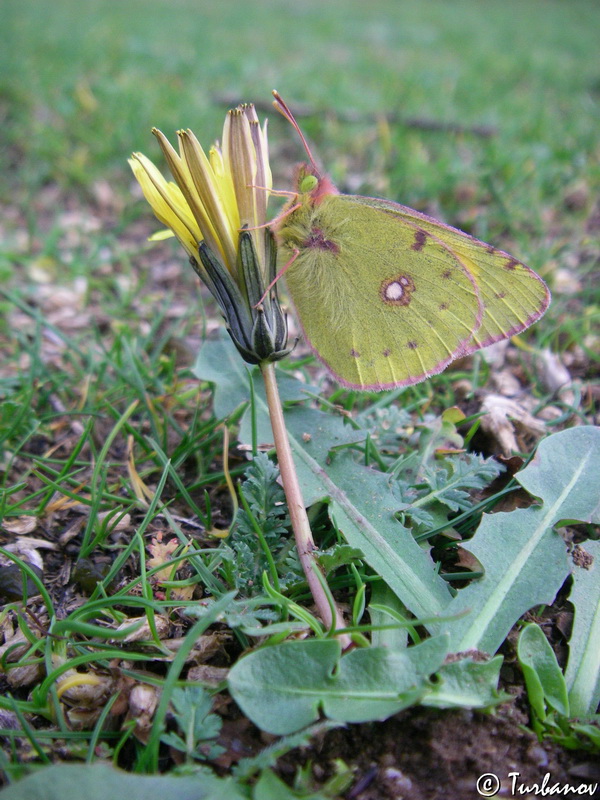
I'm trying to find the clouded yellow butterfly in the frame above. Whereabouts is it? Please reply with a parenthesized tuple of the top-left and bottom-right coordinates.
(271, 92, 550, 391)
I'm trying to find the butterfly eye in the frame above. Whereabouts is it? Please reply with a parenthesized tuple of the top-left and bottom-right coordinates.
(300, 174, 318, 193)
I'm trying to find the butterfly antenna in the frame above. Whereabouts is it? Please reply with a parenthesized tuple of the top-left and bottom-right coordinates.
(272, 90, 321, 175)
(248, 184, 296, 198)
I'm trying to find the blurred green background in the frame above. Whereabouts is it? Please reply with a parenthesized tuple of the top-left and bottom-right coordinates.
(2, 2, 598, 181)
(1, 0, 599, 282)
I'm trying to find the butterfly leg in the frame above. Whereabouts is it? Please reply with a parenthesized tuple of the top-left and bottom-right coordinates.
(254, 247, 300, 307)
(243, 201, 302, 233)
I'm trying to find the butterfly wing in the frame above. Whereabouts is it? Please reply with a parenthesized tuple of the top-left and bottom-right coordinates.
(279, 194, 485, 390)
(351, 196, 550, 354)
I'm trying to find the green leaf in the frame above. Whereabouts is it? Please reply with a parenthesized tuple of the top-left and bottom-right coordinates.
(224, 452, 295, 593)
(565, 722, 600, 750)
(192, 331, 254, 418)
(0, 764, 245, 800)
(518, 427, 600, 525)
(233, 722, 341, 780)
(161, 686, 223, 761)
(228, 636, 448, 735)
(518, 651, 547, 723)
(565, 540, 600, 716)
(186, 596, 283, 636)
(418, 453, 503, 513)
(259, 405, 452, 624)
(442, 426, 600, 654)
(317, 544, 364, 573)
(368, 580, 409, 650)
(421, 656, 506, 709)
(229, 639, 339, 735)
(195, 340, 451, 624)
(518, 623, 570, 718)
(192, 333, 310, 420)
(253, 769, 328, 800)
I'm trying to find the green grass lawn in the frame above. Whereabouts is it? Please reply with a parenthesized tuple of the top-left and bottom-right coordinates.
(2, 0, 599, 199)
(0, 0, 599, 794)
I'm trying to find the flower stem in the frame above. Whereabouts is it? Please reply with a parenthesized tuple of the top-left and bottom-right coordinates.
(260, 362, 351, 649)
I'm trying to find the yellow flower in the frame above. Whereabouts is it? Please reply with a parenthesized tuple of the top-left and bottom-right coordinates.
(130, 104, 289, 365)
(130, 104, 271, 276)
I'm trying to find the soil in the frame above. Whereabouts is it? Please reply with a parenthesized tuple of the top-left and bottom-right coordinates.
(277, 706, 600, 799)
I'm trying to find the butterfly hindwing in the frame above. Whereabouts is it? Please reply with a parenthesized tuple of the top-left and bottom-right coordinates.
(351, 196, 550, 354)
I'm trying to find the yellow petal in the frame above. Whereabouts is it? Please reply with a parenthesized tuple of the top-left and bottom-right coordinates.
(129, 155, 200, 261)
(209, 145, 240, 235)
(178, 129, 239, 271)
(148, 229, 175, 241)
(152, 129, 224, 263)
(224, 109, 257, 231)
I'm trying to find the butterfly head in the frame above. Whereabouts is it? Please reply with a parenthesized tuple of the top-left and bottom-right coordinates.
(297, 164, 319, 193)
(296, 163, 338, 204)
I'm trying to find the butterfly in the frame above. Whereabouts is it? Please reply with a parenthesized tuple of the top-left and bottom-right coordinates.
(271, 92, 550, 391)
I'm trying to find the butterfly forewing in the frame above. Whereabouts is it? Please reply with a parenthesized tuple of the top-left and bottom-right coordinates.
(280, 195, 483, 390)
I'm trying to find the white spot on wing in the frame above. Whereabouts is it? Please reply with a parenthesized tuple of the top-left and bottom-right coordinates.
(385, 282, 404, 301)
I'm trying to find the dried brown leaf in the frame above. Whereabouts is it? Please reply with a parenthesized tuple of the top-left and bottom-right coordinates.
(166, 631, 230, 665)
(186, 664, 229, 687)
(111, 614, 171, 643)
(491, 369, 522, 397)
(480, 394, 546, 457)
(125, 684, 160, 744)
(536, 349, 572, 394)
(147, 536, 180, 582)
(2, 516, 38, 535)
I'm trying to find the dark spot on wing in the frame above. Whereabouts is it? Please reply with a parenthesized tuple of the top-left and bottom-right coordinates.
(504, 259, 519, 271)
(439, 302, 449, 310)
(382, 348, 391, 357)
(496, 291, 507, 299)
(442, 270, 452, 280)
(350, 348, 360, 358)
(407, 340, 418, 350)
(412, 229, 428, 251)
(303, 227, 339, 254)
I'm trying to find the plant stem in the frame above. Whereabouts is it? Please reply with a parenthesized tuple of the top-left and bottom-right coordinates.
(260, 362, 351, 649)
